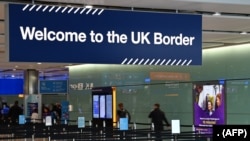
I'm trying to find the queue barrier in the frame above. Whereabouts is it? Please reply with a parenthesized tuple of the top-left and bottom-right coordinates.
(0, 120, 212, 141)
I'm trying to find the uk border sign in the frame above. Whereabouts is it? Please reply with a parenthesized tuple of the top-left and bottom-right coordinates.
(6, 4, 202, 65)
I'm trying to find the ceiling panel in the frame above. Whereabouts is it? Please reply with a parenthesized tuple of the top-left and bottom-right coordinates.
(0, 51, 5, 56)
(180, 0, 250, 5)
(0, 46, 4, 52)
(202, 42, 224, 48)
(203, 15, 250, 32)
(37, 0, 250, 14)
(203, 32, 237, 42)
(203, 32, 250, 44)
(0, 22, 4, 34)
(177, 1, 250, 14)
(37, 0, 135, 7)
(0, 61, 72, 69)
(0, 35, 4, 43)
(120, 0, 184, 10)
(0, 3, 4, 20)
(219, 36, 250, 44)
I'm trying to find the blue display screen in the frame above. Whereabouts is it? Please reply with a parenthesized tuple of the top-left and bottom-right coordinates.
(106, 95, 112, 119)
(100, 95, 106, 118)
(92, 94, 112, 119)
(93, 95, 99, 118)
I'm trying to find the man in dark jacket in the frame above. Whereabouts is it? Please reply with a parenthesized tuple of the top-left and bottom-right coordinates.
(148, 103, 170, 141)
(117, 103, 131, 123)
(117, 103, 131, 140)
(8, 100, 23, 124)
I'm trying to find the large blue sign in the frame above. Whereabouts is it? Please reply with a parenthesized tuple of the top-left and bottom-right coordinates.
(7, 4, 202, 65)
(0, 79, 23, 95)
(39, 80, 68, 94)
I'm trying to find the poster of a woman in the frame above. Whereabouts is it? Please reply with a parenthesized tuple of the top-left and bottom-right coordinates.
(193, 82, 225, 134)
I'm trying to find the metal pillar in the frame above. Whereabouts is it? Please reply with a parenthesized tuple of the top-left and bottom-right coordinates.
(24, 69, 39, 94)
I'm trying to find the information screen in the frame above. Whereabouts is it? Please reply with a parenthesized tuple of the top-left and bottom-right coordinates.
(106, 95, 112, 119)
(92, 94, 113, 119)
(100, 95, 106, 118)
(93, 95, 100, 118)
(92, 87, 113, 119)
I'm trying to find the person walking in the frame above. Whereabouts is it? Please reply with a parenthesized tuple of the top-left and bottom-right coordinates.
(148, 103, 170, 141)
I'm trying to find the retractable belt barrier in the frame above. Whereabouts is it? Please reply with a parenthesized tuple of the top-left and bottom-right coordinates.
(0, 120, 211, 140)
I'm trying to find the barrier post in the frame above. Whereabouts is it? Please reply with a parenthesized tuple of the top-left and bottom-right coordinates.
(133, 122, 136, 130)
(192, 125, 195, 140)
(11, 133, 14, 141)
(151, 123, 154, 140)
(89, 120, 92, 127)
(100, 130, 103, 140)
(133, 122, 136, 140)
(148, 132, 151, 139)
(117, 121, 120, 129)
(151, 123, 154, 131)
(171, 120, 181, 141)
(123, 131, 126, 140)
(32, 134, 34, 141)
(103, 120, 106, 128)
(174, 134, 178, 141)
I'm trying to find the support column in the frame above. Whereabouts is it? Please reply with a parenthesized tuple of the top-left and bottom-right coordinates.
(24, 69, 39, 94)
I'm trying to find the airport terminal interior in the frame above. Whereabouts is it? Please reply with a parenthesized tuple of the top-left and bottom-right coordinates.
(1, 0, 250, 140)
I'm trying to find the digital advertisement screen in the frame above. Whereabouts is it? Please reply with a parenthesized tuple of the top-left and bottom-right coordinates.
(92, 87, 114, 120)
(93, 95, 100, 118)
(106, 95, 112, 119)
(27, 102, 38, 116)
(100, 95, 106, 118)
(193, 81, 225, 134)
(92, 94, 113, 119)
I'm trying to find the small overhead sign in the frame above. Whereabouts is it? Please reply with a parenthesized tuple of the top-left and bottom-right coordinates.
(39, 80, 68, 94)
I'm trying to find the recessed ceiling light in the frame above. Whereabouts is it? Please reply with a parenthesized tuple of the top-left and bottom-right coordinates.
(18, 94, 24, 98)
(85, 5, 93, 9)
(15, 65, 18, 68)
(240, 31, 247, 35)
(13, 68, 16, 71)
(64, 64, 73, 68)
(37, 62, 42, 65)
(212, 12, 221, 16)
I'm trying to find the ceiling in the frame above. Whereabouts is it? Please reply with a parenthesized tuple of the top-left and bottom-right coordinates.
(1, 0, 250, 78)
